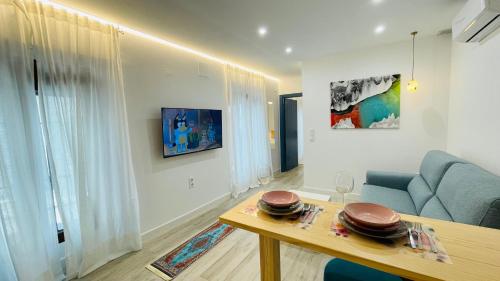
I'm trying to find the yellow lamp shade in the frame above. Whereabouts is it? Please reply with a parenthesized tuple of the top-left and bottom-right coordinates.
(407, 79, 418, 93)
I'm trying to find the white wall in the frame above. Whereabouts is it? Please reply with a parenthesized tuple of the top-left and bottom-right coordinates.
(121, 34, 231, 234)
(120, 33, 277, 235)
(280, 75, 302, 94)
(302, 35, 452, 192)
(447, 30, 500, 175)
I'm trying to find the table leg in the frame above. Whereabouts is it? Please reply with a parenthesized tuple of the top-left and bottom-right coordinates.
(259, 235, 281, 281)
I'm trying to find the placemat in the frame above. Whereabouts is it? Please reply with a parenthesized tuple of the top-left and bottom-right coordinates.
(330, 212, 452, 264)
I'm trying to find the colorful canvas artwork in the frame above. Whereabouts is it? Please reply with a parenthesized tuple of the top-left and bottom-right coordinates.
(330, 74, 400, 129)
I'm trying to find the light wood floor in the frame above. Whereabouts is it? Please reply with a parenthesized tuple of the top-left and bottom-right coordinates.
(77, 165, 332, 281)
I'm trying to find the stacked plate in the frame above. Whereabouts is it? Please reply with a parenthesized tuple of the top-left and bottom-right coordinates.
(258, 191, 304, 216)
(339, 203, 407, 239)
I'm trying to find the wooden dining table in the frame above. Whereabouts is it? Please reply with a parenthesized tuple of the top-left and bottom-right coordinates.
(219, 192, 500, 281)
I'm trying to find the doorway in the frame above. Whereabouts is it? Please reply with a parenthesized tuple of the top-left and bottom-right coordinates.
(280, 93, 303, 172)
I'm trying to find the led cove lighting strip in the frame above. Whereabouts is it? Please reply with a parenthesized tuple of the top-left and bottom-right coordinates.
(37, 0, 279, 81)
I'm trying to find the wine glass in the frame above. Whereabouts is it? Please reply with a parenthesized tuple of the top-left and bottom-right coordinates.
(335, 171, 354, 207)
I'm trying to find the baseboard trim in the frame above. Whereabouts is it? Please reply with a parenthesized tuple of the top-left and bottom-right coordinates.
(141, 192, 232, 242)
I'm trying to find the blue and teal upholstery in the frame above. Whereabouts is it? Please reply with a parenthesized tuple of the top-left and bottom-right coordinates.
(361, 150, 500, 229)
(435, 163, 500, 228)
(361, 185, 417, 215)
(324, 259, 403, 281)
(365, 171, 416, 191)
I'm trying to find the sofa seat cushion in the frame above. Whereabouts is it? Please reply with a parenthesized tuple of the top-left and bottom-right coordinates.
(420, 196, 452, 222)
(324, 259, 402, 281)
(361, 185, 417, 215)
(420, 150, 466, 192)
(436, 163, 500, 227)
(407, 175, 434, 214)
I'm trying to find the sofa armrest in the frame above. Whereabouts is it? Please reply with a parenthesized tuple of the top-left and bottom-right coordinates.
(365, 170, 417, 191)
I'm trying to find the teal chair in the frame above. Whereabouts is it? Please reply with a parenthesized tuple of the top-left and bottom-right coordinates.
(324, 259, 403, 281)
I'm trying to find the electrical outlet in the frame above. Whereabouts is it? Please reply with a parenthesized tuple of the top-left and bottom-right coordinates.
(188, 177, 195, 189)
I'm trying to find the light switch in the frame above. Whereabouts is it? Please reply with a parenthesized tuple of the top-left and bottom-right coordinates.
(309, 129, 315, 142)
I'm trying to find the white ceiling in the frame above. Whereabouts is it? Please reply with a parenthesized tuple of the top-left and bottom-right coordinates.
(55, 0, 465, 78)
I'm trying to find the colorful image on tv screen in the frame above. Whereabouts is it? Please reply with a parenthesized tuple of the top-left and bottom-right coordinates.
(162, 108, 222, 157)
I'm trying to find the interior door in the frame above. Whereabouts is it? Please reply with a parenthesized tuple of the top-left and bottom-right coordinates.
(283, 98, 298, 171)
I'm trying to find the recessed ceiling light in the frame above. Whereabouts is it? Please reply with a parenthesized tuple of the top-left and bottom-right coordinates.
(267, 101, 273, 105)
(285, 47, 293, 54)
(258, 26, 267, 37)
(374, 24, 386, 34)
(371, 0, 384, 5)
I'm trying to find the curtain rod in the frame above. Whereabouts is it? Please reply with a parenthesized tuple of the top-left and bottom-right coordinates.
(35, 0, 280, 82)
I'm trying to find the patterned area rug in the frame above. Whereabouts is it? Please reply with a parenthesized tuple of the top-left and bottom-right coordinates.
(146, 221, 235, 280)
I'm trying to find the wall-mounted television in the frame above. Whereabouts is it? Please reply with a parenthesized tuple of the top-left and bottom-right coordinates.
(162, 108, 222, 158)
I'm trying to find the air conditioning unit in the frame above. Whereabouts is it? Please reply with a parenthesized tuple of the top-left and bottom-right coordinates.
(452, 0, 500, 42)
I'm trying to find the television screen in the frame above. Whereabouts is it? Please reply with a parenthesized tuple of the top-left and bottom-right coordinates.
(162, 108, 222, 158)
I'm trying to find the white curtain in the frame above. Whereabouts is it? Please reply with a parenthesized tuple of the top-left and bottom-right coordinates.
(28, 1, 142, 278)
(0, 1, 64, 280)
(225, 65, 273, 196)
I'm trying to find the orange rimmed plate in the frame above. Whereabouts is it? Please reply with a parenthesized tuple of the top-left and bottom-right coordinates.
(261, 191, 300, 208)
(344, 202, 400, 228)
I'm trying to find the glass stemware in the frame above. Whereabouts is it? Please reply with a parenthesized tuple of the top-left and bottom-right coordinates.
(335, 171, 354, 208)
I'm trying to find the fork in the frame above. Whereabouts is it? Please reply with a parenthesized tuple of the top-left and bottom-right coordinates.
(415, 222, 423, 250)
(305, 206, 320, 224)
(299, 203, 311, 222)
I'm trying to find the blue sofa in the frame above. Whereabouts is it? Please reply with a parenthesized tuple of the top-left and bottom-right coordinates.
(361, 150, 500, 229)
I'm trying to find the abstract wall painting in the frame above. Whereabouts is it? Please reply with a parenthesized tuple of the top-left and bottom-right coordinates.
(330, 74, 400, 129)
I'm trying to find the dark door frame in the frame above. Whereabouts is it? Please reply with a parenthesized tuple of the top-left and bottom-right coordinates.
(280, 93, 303, 172)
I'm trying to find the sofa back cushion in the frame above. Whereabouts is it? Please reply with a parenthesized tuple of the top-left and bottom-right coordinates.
(420, 150, 466, 192)
(420, 196, 453, 221)
(436, 163, 500, 228)
(407, 176, 434, 213)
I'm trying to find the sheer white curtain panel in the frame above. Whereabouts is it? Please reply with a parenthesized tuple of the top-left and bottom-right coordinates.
(225, 65, 273, 197)
(0, 1, 64, 280)
(28, 1, 142, 278)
